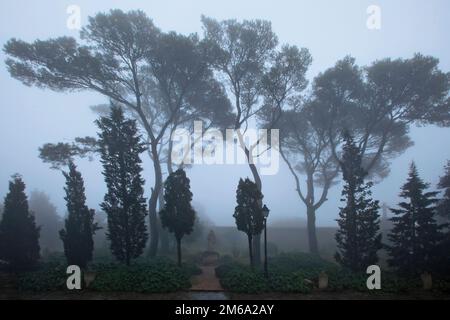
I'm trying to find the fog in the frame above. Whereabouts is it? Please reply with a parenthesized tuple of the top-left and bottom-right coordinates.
(1, 0, 450, 227)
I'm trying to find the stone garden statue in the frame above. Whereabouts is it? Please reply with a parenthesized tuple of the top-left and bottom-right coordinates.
(207, 230, 217, 252)
(202, 230, 219, 266)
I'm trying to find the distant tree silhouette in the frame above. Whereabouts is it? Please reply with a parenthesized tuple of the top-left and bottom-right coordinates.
(60, 162, 98, 268)
(279, 103, 339, 255)
(160, 169, 196, 266)
(387, 163, 442, 275)
(0, 175, 40, 271)
(233, 178, 265, 268)
(314, 56, 450, 182)
(29, 190, 63, 254)
(335, 133, 382, 272)
(97, 107, 148, 266)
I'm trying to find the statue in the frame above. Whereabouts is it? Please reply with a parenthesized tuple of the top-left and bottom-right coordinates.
(202, 229, 219, 266)
(207, 230, 217, 252)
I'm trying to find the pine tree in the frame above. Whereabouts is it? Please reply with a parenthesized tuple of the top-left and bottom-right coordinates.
(437, 161, 450, 221)
(335, 133, 382, 272)
(233, 178, 265, 268)
(60, 162, 98, 268)
(159, 169, 196, 266)
(0, 175, 40, 271)
(436, 161, 450, 274)
(97, 106, 148, 265)
(387, 163, 442, 275)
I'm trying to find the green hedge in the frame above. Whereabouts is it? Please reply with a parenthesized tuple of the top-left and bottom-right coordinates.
(215, 261, 312, 294)
(18, 262, 67, 292)
(90, 258, 192, 293)
(218, 265, 269, 294)
(18, 257, 198, 293)
(216, 253, 450, 294)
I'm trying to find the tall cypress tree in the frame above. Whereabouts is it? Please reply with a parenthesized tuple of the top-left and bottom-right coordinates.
(387, 163, 442, 275)
(233, 178, 265, 268)
(60, 162, 97, 268)
(335, 133, 382, 272)
(159, 169, 196, 267)
(97, 106, 148, 265)
(0, 175, 40, 271)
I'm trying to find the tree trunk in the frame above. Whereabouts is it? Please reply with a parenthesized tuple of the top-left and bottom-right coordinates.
(236, 129, 263, 266)
(148, 142, 161, 257)
(176, 238, 182, 267)
(306, 206, 319, 255)
(248, 162, 262, 266)
(248, 234, 253, 268)
(252, 234, 261, 266)
(160, 228, 170, 254)
(158, 187, 170, 254)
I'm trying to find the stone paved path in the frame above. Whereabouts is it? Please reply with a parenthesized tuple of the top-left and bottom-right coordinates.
(190, 266, 224, 292)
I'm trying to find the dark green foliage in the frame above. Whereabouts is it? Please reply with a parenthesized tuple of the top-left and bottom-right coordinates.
(233, 178, 265, 267)
(39, 137, 99, 170)
(159, 169, 196, 266)
(97, 106, 148, 265)
(435, 230, 450, 275)
(90, 258, 191, 293)
(387, 163, 443, 275)
(268, 252, 338, 277)
(216, 253, 338, 294)
(0, 175, 40, 271)
(216, 253, 331, 294)
(18, 262, 66, 292)
(60, 162, 98, 268)
(335, 133, 382, 271)
(216, 264, 270, 294)
(216, 253, 450, 294)
(437, 161, 450, 220)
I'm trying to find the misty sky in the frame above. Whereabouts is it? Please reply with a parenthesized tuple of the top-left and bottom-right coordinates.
(1, 0, 449, 226)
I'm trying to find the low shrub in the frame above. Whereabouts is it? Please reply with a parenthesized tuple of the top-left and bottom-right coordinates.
(268, 252, 338, 277)
(181, 262, 202, 276)
(216, 260, 312, 294)
(326, 268, 367, 292)
(90, 258, 191, 293)
(215, 252, 450, 294)
(433, 276, 450, 293)
(18, 257, 196, 293)
(18, 262, 66, 292)
(268, 271, 311, 293)
(218, 264, 269, 294)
